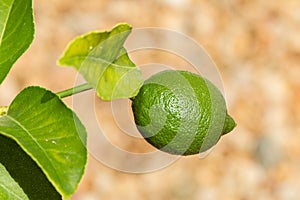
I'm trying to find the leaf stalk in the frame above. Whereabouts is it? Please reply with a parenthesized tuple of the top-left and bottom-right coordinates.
(56, 83, 93, 98)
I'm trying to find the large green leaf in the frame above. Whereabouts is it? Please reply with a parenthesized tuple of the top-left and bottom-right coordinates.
(58, 23, 144, 100)
(0, 86, 87, 199)
(0, 0, 34, 84)
(0, 135, 61, 199)
(0, 162, 29, 200)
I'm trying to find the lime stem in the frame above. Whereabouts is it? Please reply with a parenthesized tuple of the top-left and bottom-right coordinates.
(0, 106, 8, 116)
(56, 83, 93, 98)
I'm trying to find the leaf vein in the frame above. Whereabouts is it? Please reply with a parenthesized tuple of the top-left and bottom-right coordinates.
(4, 115, 64, 189)
(0, 0, 15, 46)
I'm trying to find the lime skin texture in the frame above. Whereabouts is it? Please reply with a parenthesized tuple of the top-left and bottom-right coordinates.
(132, 70, 236, 156)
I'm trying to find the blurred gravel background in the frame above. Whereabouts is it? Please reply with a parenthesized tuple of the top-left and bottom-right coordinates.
(1, 0, 300, 199)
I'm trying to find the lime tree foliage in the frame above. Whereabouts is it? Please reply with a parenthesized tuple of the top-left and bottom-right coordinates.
(0, 0, 143, 199)
(0, 0, 236, 199)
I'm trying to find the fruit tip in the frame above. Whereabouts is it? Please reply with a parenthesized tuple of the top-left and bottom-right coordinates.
(222, 113, 236, 135)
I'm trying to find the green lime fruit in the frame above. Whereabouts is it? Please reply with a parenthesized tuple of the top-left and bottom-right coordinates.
(131, 70, 236, 156)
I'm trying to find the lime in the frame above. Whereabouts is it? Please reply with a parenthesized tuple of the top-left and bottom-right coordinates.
(131, 70, 236, 155)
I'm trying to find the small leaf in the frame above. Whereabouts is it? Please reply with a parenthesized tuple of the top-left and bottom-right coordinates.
(0, 135, 61, 199)
(58, 23, 144, 100)
(0, 86, 87, 199)
(0, 162, 29, 200)
(0, 0, 34, 84)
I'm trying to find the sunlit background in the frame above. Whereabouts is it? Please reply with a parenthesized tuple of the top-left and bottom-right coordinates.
(1, 0, 300, 199)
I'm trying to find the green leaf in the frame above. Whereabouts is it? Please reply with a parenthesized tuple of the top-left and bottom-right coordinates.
(58, 23, 144, 100)
(0, 135, 61, 200)
(0, 162, 29, 200)
(0, 86, 87, 199)
(0, 0, 34, 84)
